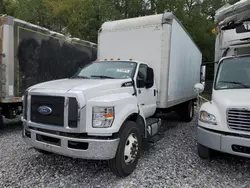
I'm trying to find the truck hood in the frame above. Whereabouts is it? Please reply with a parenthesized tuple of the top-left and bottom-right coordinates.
(213, 89, 250, 107)
(204, 89, 250, 133)
(29, 78, 132, 92)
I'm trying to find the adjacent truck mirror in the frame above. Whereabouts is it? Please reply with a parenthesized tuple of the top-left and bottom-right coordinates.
(194, 83, 204, 94)
(145, 67, 154, 88)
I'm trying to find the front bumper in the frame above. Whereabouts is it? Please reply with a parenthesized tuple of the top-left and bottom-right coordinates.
(22, 127, 119, 160)
(197, 126, 250, 158)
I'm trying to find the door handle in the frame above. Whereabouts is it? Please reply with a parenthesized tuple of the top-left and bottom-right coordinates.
(154, 89, 157, 96)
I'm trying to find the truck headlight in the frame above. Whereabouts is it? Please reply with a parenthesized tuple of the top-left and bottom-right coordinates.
(92, 107, 114, 128)
(200, 111, 217, 125)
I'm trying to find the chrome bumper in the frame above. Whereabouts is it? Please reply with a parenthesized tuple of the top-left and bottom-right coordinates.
(23, 126, 119, 160)
(197, 126, 250, 158)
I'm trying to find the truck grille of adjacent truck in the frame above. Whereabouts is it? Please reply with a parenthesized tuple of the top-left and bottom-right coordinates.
(227, 109, 250, 132)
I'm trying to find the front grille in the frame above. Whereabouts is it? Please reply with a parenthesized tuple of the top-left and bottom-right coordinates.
(31, 95, 65, 126)
(227, 109, 250, 132)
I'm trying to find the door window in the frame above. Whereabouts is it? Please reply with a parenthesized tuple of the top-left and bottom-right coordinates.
(137, 64, 148, 88)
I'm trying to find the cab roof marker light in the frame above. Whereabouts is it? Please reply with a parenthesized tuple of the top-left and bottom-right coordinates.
(110, 58, 114, 60)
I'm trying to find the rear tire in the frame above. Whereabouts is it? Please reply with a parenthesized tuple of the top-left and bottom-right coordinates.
(197, 143, 211, 159)
(177, 100, 194, 122)
(108, 121, 141, 177)
(0, 115, 5, 130)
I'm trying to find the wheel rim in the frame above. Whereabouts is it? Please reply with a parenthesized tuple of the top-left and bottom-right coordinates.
(124, 133, 139, 165)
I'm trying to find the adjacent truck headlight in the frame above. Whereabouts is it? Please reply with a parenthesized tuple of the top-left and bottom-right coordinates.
(92, 107, 114, 128)
(200, 110, 217, 125)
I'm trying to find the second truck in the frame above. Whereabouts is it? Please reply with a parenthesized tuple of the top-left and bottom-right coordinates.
(195, 0, 250, 159)
(22, 12, 202, 177)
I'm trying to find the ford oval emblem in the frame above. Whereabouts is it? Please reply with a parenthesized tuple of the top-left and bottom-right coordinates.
(38, 106, 52, 115)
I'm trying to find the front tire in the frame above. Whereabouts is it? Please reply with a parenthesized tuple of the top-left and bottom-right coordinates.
(197, 143, 211, 159)
(108, 121, 141, 177)
(35, 148, 52, 155)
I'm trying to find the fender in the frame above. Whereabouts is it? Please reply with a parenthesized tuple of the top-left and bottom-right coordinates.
(117, 103, 147, 138)
(86, 92, 141, 134)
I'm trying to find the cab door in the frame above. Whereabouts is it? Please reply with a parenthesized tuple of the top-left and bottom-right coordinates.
(136, 63, 157, 117)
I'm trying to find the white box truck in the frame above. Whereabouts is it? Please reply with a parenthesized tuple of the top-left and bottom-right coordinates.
(22, 12, 202, 177)
(195, 0, 250, 159)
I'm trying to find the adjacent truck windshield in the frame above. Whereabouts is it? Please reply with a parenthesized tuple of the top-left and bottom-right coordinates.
(215, 56, 250, 90)
(72, 61, 137, 79)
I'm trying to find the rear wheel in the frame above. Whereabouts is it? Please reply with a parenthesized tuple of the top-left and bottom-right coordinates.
(0, 115, 5, 130)
(177, 100, 194, 122)
(197, 143, 211, 159)
(108, 121, 141, 177)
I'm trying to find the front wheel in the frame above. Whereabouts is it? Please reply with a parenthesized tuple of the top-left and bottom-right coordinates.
(108, 121, 141, 177)
(197, 143, 212, 159)
(35, 148, 52, 155)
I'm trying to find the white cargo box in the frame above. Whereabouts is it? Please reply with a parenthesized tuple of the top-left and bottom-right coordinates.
(98, 12, 202, 108)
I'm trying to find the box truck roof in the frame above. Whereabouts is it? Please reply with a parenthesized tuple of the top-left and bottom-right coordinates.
(1, 16, 97, 48)
(215, 0, 250, 27)
(100, 12, 201, 53)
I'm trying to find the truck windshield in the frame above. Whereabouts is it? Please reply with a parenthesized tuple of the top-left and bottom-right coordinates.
(215, 56, 250, 90)
(71, 61, 137, 79)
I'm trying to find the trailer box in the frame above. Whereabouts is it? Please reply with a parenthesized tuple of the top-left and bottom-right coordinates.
(98, 12, 202, 109)
(0, 15, 97, 123)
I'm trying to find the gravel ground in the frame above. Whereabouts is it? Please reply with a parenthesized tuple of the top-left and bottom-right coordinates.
(1, 113, 250, 188)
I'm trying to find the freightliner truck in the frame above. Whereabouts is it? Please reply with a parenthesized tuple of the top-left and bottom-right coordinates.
(22, 12, 202, 177)
(195, 0, 250, 159)
(0, 15, 97, 129)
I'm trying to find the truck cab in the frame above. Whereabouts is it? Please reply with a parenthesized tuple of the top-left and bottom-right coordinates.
(195, 1, 250, 159)
(195, 54, 250, 158)
(22, 59, 159, 177)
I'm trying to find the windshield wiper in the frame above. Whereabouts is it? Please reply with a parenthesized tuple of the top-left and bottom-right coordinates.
(74, 76, 89, 79)
(219, 81, 250, 88)
(90, 75, 115, 79)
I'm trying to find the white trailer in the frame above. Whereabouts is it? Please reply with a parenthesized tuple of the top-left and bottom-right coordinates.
(98, 12, 202, 110)
(22, 12, 202, 177)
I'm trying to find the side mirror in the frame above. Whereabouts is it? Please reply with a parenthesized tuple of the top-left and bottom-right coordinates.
(194, 83, 204, 94)
(200, 65, 206, 83)
(145, 67, 154, 88)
